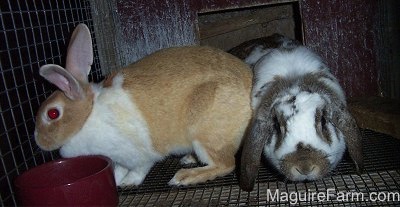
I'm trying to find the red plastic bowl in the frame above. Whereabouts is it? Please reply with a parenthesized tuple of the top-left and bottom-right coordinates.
(14, 155, 118, 206)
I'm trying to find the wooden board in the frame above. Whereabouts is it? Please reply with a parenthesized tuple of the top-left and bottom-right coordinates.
(198, 4, 296, 50)
(349, 97, 400, 139)
(300, 0, 379, 98)
(94, 0, 380, 98)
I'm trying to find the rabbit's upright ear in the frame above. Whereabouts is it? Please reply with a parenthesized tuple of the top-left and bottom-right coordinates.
(65, 23, 93, 84)
(38, 24, 92, 100)
(332, 104, 364, 174)
(240, 111, 274, 192)
(39, 64, 85, 100)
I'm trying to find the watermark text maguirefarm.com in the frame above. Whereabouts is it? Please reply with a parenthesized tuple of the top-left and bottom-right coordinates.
(267, 189, 400, 204)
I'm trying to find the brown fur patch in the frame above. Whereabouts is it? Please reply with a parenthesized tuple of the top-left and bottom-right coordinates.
(185, 82, 218, 125)
(117, 46, 252, 184)
(300, 72, 342, 102)
(281, 143, 330, 179)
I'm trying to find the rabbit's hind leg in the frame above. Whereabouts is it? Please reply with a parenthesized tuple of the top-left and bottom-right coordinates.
(168, 140, 236, 186)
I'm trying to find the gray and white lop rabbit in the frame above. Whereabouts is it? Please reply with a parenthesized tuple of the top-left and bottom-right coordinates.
(237, 34, 363, 191)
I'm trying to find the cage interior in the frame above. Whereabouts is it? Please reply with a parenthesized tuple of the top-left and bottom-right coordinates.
(198, 2, 302, 50)
(1, 0, 399, 206)
(118, 129, 399, 206)
(0, 0, 102, 205)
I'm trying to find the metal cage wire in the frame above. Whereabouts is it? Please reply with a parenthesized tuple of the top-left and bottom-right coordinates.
(1, 0, 400, 206)
(117, 129, 400, 206)
(0, 0, 102, 206)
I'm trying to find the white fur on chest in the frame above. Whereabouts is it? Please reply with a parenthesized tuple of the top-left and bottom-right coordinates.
(60, 73, 162, 169)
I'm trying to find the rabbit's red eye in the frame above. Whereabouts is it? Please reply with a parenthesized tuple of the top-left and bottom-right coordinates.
(47, 108, 60, 120)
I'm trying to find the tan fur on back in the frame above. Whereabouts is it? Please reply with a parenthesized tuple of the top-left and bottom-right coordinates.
(120, 46, 252, 157)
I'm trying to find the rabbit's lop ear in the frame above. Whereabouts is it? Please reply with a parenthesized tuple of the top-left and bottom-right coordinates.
(39, 64, 85, 100)
(240, 113, 274, 192)
(332, 105, 364, 174)
(65, 23, 93, 84)
(240, 77, 289, 192)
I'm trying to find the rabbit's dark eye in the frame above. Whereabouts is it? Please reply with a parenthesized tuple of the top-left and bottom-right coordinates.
(273, 116, 281, 134)
(274, 115, 286, 136)
(273, 114, 287, 150)
(315, 108, 332, 145)
(321, 115, 326, 129)
(47, 108, 60, 120)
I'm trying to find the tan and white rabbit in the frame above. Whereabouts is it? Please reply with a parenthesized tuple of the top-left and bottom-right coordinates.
(34, 24, 252, 187)
(237, 34, 363, 191)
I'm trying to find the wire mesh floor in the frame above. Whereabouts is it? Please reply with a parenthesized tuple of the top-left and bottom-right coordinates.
(118, 129, 400, 206)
